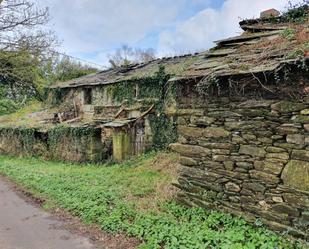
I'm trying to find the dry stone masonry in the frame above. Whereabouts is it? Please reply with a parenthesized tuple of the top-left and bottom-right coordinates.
(170, 97, 309, 239)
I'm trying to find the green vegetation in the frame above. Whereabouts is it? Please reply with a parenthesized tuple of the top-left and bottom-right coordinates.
(0, 101, 53, 128)
(106, 66, 178, 149)
(281, 28, 296, 41)
(282, 1, 309, 23)
(0, 154, 306, 249)
(0, 99, 19, 115)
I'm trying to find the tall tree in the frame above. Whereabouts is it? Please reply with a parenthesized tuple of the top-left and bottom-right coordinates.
(0, 0, 56, 102)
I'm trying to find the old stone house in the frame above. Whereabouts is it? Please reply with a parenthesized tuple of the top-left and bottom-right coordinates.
(0, 10, 309, 238)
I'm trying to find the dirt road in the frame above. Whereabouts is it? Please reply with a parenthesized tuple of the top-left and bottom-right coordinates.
(0, 177, 96, 249)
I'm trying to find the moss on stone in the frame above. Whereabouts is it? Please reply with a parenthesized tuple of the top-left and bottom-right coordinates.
(281, 160, 309, 192)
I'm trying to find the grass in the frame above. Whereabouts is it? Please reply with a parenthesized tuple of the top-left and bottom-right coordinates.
(0, 100, 67, 129)
(0, 153, 306, 249)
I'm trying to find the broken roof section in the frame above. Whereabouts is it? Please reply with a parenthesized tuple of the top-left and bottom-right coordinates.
(49, 55, 199, 89)
(50, 10, 309, 89)
(175, 16, 309, 81)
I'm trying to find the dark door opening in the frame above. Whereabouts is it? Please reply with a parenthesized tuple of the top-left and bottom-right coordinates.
(84, 88, 92, 105)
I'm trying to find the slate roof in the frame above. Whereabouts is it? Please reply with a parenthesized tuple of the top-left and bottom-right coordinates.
(50, 16, 309, 89)
(49, 55, 199, 89)
(172, 19, 308, 82)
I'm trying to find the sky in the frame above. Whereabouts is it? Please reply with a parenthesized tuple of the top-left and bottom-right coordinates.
(42, 0, 301, 68)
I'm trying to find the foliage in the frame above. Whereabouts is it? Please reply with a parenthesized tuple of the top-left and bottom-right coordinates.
(0, 154, 306, 249)
(0, 49, 42, 101)
(0, 127, 37, 154)
(281, 28, 296, 40)
(0, 101, 44, 126)
(149, 114, 177, 150)
(108, 45, 156, 68)
(48, 125, 98, 149)
(282, 1, 309, 23)
(106, 65, 177, 148)
(0, 99, 19, 115)
(43, 55, 98, 84)
(0, 1, 96, 111)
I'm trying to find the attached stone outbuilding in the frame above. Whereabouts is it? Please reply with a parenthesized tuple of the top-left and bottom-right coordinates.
(167, 16, 309, 239)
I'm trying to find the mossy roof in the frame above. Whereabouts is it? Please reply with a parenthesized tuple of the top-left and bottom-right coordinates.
(50, 15, 309, 89)
(49, 55, 199, 89)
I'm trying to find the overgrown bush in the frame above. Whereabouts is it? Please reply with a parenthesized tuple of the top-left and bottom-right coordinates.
(282, 1, 309, 23)
(0, 99, 19, 115)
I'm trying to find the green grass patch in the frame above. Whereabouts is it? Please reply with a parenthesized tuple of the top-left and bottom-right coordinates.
(0, 154, 306, 249)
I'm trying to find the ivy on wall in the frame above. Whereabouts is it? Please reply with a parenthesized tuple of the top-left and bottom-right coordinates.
(0, 125, 105, 162)
(105, 65, 178, 149)
(0, 127, 40, 155)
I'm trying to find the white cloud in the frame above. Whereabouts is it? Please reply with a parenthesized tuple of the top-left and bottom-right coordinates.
(44, 0, 188, 56)
(158, 0, 301, 56)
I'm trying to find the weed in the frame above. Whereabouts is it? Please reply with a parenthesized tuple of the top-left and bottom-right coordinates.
(0, 154, 306, 249)
(281, 28, 296, 40)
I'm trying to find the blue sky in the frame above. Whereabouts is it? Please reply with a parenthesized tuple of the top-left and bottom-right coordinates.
(43, 0, 299, 68)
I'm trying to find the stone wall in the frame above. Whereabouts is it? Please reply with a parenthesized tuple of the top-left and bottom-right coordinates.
(170, 96, 309, 239)
(0, 128, 48, 157)
(0, 126, 110, 163)
(48, 127, 109, 163)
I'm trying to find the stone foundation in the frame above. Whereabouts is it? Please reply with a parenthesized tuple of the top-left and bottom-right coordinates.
(170, 97, 309, 239)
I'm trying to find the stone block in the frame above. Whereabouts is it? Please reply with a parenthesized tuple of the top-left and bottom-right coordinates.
(291, 115, 309, 124)
(291, 150, 309, 161)
(232, 135, 246, 144)
(198, 142, 232, 149)
(242, 182, 266, 193)
(169, 143, 211, 157)
(212, 149, 230, 155)
(271, 135, 283, 140)
(236, 162, 253, 170)
(263, 161, 284, 175)
(254, 161, 265, 171)
(271, 101, 307, 113)
(203, 160, 223, 169)
(272, 196, 284, 203)
(225, 121, 266, 130)
(304, 124, 309, 132)
(266, 146, 287, 153)
(178, 125, 204, 139)
(208, 111, 241, 118)
(286, 134, 305, 145)
(281, 160, 309, 192)
(191, 116, 215, 126)
(238, 100, 274, 108)
(271, 203, 300, 217)
(300, 109, 309, 115)
(239, 145, 266, 158)
(283, 193, 309, 208)
(266, 153, 289, 160)
(180, 156, 198, 166)
(212, 155, 230, 162)
(277, 123, 301, 134)
(258, 137, 273, 144)
(225, 182, 241, 192)
(273, 142, 305, 150)
(250, 170, 280, 183)
(203, 127, 230, 138)
(242, 134, 257, 140)
(223, 161, 234, 171)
